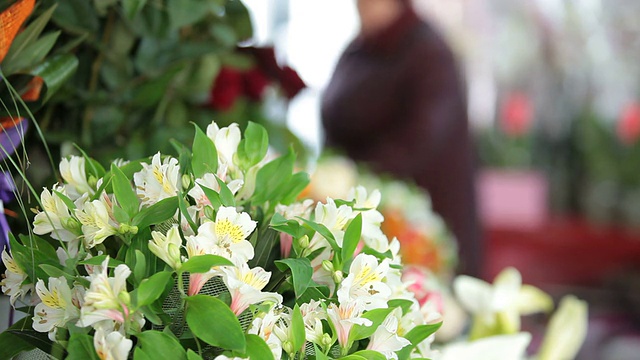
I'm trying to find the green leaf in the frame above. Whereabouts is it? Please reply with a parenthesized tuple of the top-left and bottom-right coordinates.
(132, 196, 179, 228)
(248, 227, 279, 270)
(113, 205, 130, 224)
(135, 330, 187, 360)
(0, 317, 66, 359)
(186, 349, 204, 360)
(339, 355, 366, 360)
(237, 122, 268, 168)
(50, 0, 99, 35)
(123, 0, 148, 19)
(280, 171, 310, 205)
(168, 0, 211, 29)
(66, 333, 100, 360)
(198, 184, 222, 211)
(39, 264, 72, 281)
(387, 299, 415, 316)
(274, 258, 313, 299)
(134, 271, 173, 307)
(178, 192, 198, 233)
(52, 189, 77, 211)
(341, 214, 362, 269)
(396, 323, 442, 360)
(2, 31, 60, 75)
(185, 295, 246, 352)
(299, 218, 340, 256)
(134, 250, 147, 284)
(349, 307, 397, 342)
(31, 54, 79, 102)
(191, 123, 218, 178)
(216, 176, 236, 207)
(11, 235, 62, 283)
(252, 147, 295, 203)
(79, 255, 125, 267)
(244, 334, 275, 360)
(290, 304, 306, 354)
(297, 284, 330, 305)
(111, 163, 139, 218)
(350, 351, 387, 360)
(2, 4, 57, 71)
(179, 254, 233, 274)
(131, 65, 182, 107)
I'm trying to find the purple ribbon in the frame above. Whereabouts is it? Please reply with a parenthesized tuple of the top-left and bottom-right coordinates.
(0, 118, 27, 252)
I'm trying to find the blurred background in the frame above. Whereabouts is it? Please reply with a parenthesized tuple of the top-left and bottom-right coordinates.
(2, 0, 640, 358)
(241, 0, 640, 358)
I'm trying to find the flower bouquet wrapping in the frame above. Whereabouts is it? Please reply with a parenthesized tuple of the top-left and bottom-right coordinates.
(0, 120, 443, 359)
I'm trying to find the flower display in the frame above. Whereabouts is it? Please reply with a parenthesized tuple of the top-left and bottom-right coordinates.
(0, 121, 443, 359)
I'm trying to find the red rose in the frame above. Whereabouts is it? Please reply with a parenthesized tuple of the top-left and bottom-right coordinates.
(208, 67, 243, 111)
(500, 92, 534, 137)
(242, 68, 270, 101)
(617, 102, 640, 145)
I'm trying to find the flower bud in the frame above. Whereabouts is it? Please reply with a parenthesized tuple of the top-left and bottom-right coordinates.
(182, 174, 192, 190)
(322, 333, 333, 347)
(332, 270, 344, 284)
(322, 260, 334, 273)
(298, 235, 310, 249)
(118, 291, 131, 306)
(64, 217, 82, 233)
(204, 206, 214, 220)
(168, 243, 182, 269)
(88, 175, 98, 189)
(283, 341, 294, 355)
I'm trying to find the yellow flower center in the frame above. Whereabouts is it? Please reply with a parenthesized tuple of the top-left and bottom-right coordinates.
(4, 257, 24, 275)
(42, 288, 66, 309)
(153, 166, 175, 194)
(354, 265, 382, 285)
(215, 219, 245, 243)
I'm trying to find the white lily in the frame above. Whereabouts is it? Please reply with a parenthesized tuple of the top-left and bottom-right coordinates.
(33, 186, 81, 242)
(366, 308, 411, 359)
(93, 326, 132, 360)
(149, 225, 183, 270)
(133, 152, 180, 207)
(59, 156, 94, 199)
(0, 249, 33, 305)
(75, 196, 119, 248)
(453, 267, 553, 339)
(32, 277, 79, 340)
(248, 305, 284, 359)
(536, 295, 588, 360)
(221, 261, 283, 316)
(300, 300, 327, 344)
(439, 333, 531, 360)
(338, 253, 392, 311)
(327, 300, 372, 353)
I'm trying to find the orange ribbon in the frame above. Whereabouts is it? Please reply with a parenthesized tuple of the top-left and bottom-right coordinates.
(0, 0, 36, 62)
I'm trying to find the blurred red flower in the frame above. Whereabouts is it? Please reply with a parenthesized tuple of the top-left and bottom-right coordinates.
(617, 102, 640, 145)
(242, 68, 269, 101)
(208, 67, 243, 111)
(500, 92, 534, 137)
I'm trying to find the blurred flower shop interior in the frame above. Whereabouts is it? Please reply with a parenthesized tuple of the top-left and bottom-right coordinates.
(1, 0, 640, 359)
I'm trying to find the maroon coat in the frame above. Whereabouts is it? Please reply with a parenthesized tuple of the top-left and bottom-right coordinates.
(321, 9, 481, 276)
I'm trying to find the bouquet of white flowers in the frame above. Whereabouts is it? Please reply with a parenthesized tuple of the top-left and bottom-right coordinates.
(0, 121, 442, 359)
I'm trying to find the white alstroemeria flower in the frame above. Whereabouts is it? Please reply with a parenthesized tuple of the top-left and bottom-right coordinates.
(272, 312, 296, 356)
(189, 206, 256, 263)
(347, 186, 388, 252)
(133, 152, 180, 207)
(327, 300, 372, 352)
(439, 333, 531, 360)
(59, 156, 94, 199)
(248, 306, 284, 359)
(366, 308, 411, 359)
(75, 196, 119, 248)
(93, 326, 132, 360)
(32, 277, 79, 340)
(207, 122, 241, 169)
(454, 267, 553, 339)
(300, 300, 327, 344)
(338, 254, 392, 311)
(1, 249, 33, 305)
(221, 262, 283, 316)
(79, 258, 137, 330)
(33, 187, 81, 242)
(537, 295, 588, 360)
(149, 225, 183, 270)
(275, 199, 315, 223)
(188, 169, 243, 211)
(306, 198, 353, 254)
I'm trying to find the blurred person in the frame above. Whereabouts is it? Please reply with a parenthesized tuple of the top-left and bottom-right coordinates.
(321, 0, 481, 276)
